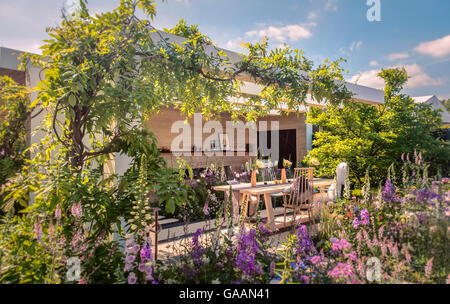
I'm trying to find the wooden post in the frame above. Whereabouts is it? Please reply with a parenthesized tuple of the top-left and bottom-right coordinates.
(153, 208, 160, 261)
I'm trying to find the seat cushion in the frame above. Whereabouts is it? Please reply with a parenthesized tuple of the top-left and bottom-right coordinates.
(226, 179, 240, 185)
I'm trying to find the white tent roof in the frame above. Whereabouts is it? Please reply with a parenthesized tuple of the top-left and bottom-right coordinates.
(413, 95, 450, 124)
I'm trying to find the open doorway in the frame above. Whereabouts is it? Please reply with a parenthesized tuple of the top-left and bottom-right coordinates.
(257, 129, 296, 169)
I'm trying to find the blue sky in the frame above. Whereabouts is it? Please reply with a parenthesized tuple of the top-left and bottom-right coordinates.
(1, 0, 450, 99)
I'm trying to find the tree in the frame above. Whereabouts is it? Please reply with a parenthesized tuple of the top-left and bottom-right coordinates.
(305, 68, 450, 187)
(0, 0, 353, 282)
(441, 98, 450, 112)
(4, 0, 343, 200)
(3, 0, 351, 210)
(0, 76, 38, 214)
(20, 1, 350, 173)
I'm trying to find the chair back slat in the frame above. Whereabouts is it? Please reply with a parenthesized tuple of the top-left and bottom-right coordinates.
(287, 168, 314, 208)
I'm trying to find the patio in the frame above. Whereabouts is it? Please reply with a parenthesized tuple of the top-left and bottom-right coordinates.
(144, 174, 333, 261)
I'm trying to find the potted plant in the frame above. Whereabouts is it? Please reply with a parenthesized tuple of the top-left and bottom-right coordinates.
(282, 159, 292, 183)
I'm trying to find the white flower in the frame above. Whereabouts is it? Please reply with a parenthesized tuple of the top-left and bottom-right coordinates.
(211, 278, 220, 284)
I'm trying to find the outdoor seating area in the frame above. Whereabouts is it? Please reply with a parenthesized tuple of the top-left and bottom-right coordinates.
(213, 168, 332, 230)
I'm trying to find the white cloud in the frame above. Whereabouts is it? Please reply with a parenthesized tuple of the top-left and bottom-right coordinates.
(339, 41, 363, 56)
(349, 41, 363, 52)
(415, 34, 450, 58)
(175, 0, 190, 5)
(369, 60, 379, 67)
(276, 43, 290, 50)
(245, 23, 315, 42)
(387, 52, 409, 61)
(308, 11, 318, 20)
(349, 69, 385, 89)
(225, 37, 245, 52)
(349, 63, 443, 89)
(402, 64, 443, 88)
(325, 0, 338, 12)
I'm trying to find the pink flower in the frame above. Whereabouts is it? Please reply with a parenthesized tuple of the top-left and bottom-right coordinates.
(138, 263, 146, 272)
(300, 275, 310, 284)
(310, 255, 321, 264)
(77, 276, 88, 284)
(128, 272, 137, 284)
(328, 263, 354, 280)
(124, 263, 133, 272)
(331, 238, 352, 254)
(55, 204, 62, 220)
(70, 229, 82, 249)
(345, 251, 357, 261)
(34, 219, 42, 240)
(425, 258, 433, 278)
(145, 266, 153, 276)
(388, 242, 399, 259)
(125, 255, 136, 264)
(126, 245, 139, 255)
(402, 248, 411, 264)
(70, 202, 83, 218)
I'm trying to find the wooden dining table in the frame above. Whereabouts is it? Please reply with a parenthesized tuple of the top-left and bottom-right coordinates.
(213, 178, 334, 231)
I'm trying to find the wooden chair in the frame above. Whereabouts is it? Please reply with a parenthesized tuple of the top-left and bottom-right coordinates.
(283, 168, 314, 225)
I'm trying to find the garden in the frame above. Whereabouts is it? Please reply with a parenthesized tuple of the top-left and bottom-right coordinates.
(0, 0, 449, 285)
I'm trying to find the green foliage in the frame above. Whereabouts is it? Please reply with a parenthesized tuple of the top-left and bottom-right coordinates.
(306, 68, 450, 186)
(441, 98, 450, 112)
(0, 215, 63, 283)
(315, 162, 449, 284)
(0, 213, 124, 284)
(0, 76, 35, 213)
(0, 0, 355, 284)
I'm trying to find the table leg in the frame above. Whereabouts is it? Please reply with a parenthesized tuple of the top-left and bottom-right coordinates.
(263, 193, 276, 231)
(232, 191, 241, 221)
(224, 190, 230, 206)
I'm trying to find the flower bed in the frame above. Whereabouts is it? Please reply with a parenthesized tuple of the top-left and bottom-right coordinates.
(1, 159, 448, 284)
(142, 171, 449, 284)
